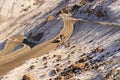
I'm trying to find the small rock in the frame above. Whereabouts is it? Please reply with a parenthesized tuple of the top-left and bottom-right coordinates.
(73, 63, 84, 69)
(49, 70, 57, 77)
(44, 65, 48, 68)
(64, 42, 70, 48)
(70, 46, 76, 49)
(60, 76, 65, 80)
(53, 55, 57, 57)
(29, 65, 35, 69)
(22, 73, 35, 80)
(56, 68, 61, 72)
(56, 55, 61, 61)
(58, 55, 61, 59)
(84, 63, 91, 71)
(55, 76, 65, 80)
(49, 78, 54, 80)
(77, 57, 87, 63)
(22, 76, 29, 80)
(70, 51, 75, 54)
(92, 47, 104, 53)
(0, 77, 3, 80)
(42, 57, 47, 61)
(58, 76, 65, 80)
(55, 64, 60, 67)
(72, 67, 81, 74)
(46, 15, 55, 22)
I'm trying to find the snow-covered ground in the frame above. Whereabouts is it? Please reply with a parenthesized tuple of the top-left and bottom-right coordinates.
(0, 0, 70, 44)
(0, 0, 120, 80)
(0, 0, 68, 50)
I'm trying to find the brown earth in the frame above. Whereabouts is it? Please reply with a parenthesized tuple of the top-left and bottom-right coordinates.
(0, 13, 76, 76)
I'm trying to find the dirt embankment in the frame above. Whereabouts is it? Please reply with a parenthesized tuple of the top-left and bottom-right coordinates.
(0, 13, 76, 76)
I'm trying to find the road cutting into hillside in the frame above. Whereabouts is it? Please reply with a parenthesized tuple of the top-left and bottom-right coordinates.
(0, 35, 25, 56)
(0, 14, 76, 76)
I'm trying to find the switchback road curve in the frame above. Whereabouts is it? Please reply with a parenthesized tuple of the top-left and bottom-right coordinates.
(0, 14, 76, 76)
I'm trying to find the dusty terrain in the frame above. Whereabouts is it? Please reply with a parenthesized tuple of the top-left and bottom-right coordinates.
(0, 0, 120, 80)
(0, 13, 75, 75)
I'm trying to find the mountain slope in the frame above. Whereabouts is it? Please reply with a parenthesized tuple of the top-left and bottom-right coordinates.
(0, 0, 120, 80)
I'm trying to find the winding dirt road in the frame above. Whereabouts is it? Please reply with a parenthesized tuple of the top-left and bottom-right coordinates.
(1, 12, 119, 76)
(0, 35, 25, 56)
(0, 14, 76, 76)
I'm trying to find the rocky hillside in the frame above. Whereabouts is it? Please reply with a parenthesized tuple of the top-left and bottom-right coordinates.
(0, 0, 66, 45)
(0, 0, 120, 80)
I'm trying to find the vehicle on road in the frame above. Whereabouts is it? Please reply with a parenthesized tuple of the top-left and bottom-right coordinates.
(52, 35, 64, 43)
